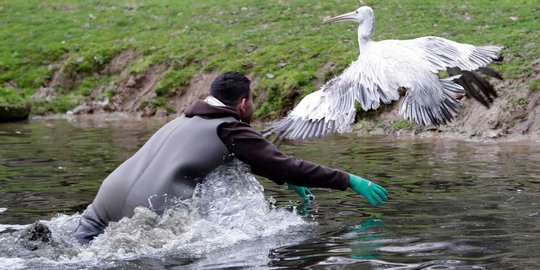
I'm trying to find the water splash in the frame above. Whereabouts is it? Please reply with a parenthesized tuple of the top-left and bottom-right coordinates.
(0, 160, 311, 269)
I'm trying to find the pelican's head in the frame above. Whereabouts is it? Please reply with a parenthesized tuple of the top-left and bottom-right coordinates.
(323, 6, 373, 24)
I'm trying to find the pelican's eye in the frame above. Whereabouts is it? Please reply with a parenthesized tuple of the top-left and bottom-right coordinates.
(355, 10, 359, 14)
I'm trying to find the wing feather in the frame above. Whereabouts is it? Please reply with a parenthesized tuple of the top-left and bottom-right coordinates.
(416, 36, 502, 72)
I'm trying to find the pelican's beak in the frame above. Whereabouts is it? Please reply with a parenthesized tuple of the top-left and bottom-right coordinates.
(323, 11, 358, 24)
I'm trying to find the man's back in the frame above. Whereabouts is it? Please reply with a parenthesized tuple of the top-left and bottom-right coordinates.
(75, 114, 235, 243)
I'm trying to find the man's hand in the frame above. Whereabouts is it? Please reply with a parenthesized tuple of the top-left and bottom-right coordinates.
(287, 183, 315, 201)
(349, 174, 388, 207)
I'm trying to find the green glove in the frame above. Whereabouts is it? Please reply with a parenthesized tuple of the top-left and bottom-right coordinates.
(287, 183, 315, 201)
(349, 174, 388, 207)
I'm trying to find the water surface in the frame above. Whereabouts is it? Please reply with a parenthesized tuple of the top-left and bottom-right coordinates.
(0, 117, 539, 269)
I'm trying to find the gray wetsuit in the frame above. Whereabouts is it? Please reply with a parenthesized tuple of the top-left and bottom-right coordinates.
(74, 115, 235, 244)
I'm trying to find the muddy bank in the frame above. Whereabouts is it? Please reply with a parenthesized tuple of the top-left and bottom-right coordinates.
(20, 46, 540, 141)
(31, 50, 218, 119)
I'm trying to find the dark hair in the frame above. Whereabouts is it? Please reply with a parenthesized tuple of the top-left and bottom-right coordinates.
(210, 72, 251, 106)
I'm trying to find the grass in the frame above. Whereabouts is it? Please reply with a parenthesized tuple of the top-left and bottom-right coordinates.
(529, 79, 540, 92)
(0, 0, 538, 115)
(0, 87, 26, 106)
(0, 87, 30, 120)
(392, 120, 414, 130)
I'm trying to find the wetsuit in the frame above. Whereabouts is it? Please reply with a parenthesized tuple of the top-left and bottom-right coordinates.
(74, 99, 349, 244)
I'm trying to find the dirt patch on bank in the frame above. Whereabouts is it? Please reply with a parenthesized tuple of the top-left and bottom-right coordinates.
(31, 58, 70, 101)
(105, 50, 140, 75)
(313, 61, 339, 89)
(171, 72, 219, 115)
(69, 50, 143, 115)
(111, 65, 165, 114)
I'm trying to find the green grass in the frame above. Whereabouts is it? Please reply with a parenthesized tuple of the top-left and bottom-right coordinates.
(0, 87, 26, 105)
(529, 79, 540, 92)
(1, 0, 538, 115)
(392, 120, 414, 130)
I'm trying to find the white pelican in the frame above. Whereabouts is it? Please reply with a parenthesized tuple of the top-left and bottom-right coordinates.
(265, 6, 503, 141)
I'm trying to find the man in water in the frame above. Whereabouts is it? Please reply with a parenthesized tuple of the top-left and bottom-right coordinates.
(74, 72, 388, 244)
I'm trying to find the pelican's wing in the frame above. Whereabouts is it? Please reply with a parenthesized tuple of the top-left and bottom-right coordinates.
(358, 37, 503, 126)
(265, 55, 402, 140)
(397, 37, 503, 122)
(416, 36, 503, 72)
(264, 77, 358, 141)
(413, 36, 503, 106)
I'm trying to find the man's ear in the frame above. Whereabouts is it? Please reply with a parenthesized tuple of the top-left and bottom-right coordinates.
(238, 98, 246, 113)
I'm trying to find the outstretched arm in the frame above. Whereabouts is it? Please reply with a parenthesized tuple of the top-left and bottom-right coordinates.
(218, 121, 349, 190)
(218, 121, 387, 207)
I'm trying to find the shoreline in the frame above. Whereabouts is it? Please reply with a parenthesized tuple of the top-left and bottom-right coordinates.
(11, 111, 538, 143)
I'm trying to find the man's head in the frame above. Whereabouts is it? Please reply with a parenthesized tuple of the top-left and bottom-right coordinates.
(210, 72, 254, 123)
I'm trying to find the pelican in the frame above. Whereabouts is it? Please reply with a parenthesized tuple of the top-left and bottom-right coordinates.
(265, 6, 503, 141)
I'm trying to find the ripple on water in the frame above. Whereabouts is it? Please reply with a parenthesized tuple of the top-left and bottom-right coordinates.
(378, 241, 452, 254)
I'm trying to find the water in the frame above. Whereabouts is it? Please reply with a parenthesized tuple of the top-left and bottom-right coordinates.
(1, 117, 539, 269)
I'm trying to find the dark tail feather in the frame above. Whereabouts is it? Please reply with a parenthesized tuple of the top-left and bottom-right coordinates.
(447, 67, 502, 108)
(469, 70, 499, 101)
(478, 66, 503, 80)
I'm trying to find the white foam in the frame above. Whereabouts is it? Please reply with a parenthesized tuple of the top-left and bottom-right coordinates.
(0, 224, 27, 233)
(0, 208, 6, 213)
(0, 258, 26, 270)
(84, 160, 309, 261)
(0, 160, 312, 269)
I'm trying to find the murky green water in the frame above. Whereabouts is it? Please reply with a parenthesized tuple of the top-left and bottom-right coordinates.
(1, 117, 539, 269)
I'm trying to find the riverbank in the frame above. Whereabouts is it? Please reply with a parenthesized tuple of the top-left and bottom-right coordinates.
(22, 105, 540, 143)
(1, 1, 539, 137)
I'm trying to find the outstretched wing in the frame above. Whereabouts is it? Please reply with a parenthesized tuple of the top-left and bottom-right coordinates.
(400, 37, 502, 119)
(265, 50, 405, 141)
(415, 36, 503, 107)
(416, 36, 502, 72)
(377, 37, 503, 125)
(264, 76, 357, 141)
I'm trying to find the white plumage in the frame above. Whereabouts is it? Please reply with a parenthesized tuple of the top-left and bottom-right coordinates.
(266, 6, 503, 141)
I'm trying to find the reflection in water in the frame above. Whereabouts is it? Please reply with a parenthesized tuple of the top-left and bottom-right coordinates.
(1, 118, 539, 269)
(350, 218, 386, 260)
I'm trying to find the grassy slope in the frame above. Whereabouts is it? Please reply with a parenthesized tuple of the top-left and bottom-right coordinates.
(0, 0, 538, 116)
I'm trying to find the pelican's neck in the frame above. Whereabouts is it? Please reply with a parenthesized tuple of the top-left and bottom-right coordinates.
(358, 16, 374, 52)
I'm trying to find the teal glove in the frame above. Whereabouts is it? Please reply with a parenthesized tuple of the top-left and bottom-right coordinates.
(287, 183, 315, 201)
(349, 174, 388, 207)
